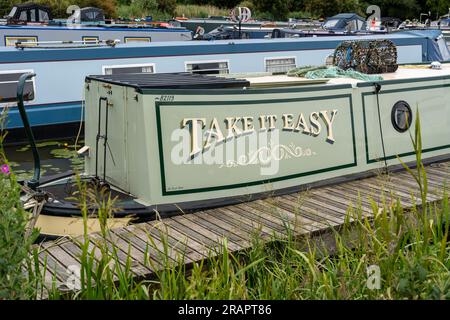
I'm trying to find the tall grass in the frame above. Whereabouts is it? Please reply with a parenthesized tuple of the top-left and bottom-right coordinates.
(1, 111, 449, 299)
(174, 4, 229, 18)
(0, 113, 38, 299)
(116, 4, 229, 20)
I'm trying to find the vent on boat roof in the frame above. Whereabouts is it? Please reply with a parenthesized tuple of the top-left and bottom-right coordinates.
(86, 72, 250, 89)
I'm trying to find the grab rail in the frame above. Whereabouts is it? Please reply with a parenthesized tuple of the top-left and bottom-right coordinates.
(16, 72, 41, 189)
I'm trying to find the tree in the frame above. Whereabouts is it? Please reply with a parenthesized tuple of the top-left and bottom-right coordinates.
(363, 0, 420, 19)
(426, 0, 450, 18)
(157, 0, 177, 15)
(253, 0, 291, 20)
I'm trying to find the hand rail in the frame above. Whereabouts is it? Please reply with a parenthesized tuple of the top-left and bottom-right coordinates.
(16, 72, 40, 189)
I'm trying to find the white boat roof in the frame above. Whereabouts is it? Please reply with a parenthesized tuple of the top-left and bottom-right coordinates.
(0, 30, 433, 53)
(240, 63, 450, 87)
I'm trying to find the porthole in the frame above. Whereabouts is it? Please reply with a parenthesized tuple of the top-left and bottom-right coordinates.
(391, 100, 412, 132)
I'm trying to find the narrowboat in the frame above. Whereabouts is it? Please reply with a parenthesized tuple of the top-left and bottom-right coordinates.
(170, 15, 300, 34)
(18, 60, 450, 236)
(0, 3, 192, 47)
(1, 31, 448, 141)
(199, 13, 384, 40)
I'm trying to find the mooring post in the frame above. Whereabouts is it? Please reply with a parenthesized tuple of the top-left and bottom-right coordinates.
(16, 72, 41, 189)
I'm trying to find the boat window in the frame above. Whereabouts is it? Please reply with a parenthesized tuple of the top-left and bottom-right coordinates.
(186, 61, 229, 74)
(7, 7, 17, 18)
(5, 36, 38, 47)
(265, 57, 296, 73)
(124, 37, 151, 43)
(19, 11, 27, 21)
(356, 19, 364, 30)
(38, 10, 49, 22)
(30, 9, 36, 22)
(346, 20, 358, 31)
(103, 64, 155, 75)
(323, 19, 339, 28)
(0, 71, 35, 104)
(82, 36, 99, 44)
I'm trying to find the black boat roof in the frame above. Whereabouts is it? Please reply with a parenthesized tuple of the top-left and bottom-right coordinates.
(86, 73, 250, 90)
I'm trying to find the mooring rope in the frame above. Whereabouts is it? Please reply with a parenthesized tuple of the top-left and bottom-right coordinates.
(374, 83, 388, 171)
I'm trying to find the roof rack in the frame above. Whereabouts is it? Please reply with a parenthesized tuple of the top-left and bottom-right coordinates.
(15, 39, 120, 49)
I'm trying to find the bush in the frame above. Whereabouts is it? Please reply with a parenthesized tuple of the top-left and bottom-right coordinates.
(253, 0, 291, 20)
(157, 0, 177, 15)
(0, 119, 37, 299)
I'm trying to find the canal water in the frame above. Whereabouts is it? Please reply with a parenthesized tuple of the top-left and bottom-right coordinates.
(4, 138, 84, 180)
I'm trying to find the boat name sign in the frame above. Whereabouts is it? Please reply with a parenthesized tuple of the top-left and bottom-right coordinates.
(181, 110, 338, 157)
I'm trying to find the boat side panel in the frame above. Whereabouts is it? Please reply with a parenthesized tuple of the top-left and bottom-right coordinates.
(360, 77, 450, 165)
(134, 85, 374, 205)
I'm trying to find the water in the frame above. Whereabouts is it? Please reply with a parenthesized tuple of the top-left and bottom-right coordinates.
(4, 138, 84, 180)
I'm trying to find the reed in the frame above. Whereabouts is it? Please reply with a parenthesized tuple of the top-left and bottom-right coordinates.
(174, 5, 229, 18)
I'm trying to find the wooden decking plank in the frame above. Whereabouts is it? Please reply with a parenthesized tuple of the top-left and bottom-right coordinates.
(41, 242, 81, 271)
(344, 180, 394, 203)
(207, 207, 274, 240)
(274, 194, 342, 226)
(148, 221, 210, 260)
(413, 169, 449, 189)
(306, 191, 367, 217)
(231, 203, 299, 235)
(425, 166, 450, 180)
(242, 200, 308, 233)
(313, 187, 375, 213)
(387, 175, 441, 201)
(282, 195, 344, 223)
(336, 181, 407, 208)
(89, 233, 147, 277)
(128, 221, 202, 263)
(226, 203, 291, 234)
(111, 227, 166, 269)
(108, 228, 162, 272)
(382, 173, 440, 201)
(345, 180, 412, 207)
(38, 249, 70, 284)
(291, 192, 350, 218)
(197, 210, 254, 243)
(255, 197, 327, 233)
(326, 183, 390, 209)
(218, 206, 283, 238)
(164, 218, 229, 252)
(171, 215, 242, 251)
(184, 211, 250, 245)
(357, 180, 418, 207)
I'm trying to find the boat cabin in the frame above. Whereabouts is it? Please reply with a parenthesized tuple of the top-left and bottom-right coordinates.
(323, 13, 367, 32)
(5, 2, 51, 23)
(76, 65, 450, 214)
(79, 7, 105, 23)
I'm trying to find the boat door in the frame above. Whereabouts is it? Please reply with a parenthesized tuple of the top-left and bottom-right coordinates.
(359, 77, 450, 169)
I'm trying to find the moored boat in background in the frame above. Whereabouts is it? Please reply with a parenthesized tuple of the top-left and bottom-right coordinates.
(0, 2, 192, 47)
(1, 30, 448, 142)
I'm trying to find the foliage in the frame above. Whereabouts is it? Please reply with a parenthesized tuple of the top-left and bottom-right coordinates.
(3, 0, 450, 20)
(0, 116, 37, 299)
(252, 0, 291, 20)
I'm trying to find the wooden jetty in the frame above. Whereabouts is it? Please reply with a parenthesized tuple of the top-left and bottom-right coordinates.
(35, 160, 450, 293)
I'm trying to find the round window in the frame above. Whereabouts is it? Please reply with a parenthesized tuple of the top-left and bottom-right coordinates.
(391, 101, 412, 132)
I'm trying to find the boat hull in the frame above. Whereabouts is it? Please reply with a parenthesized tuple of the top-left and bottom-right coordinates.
(82, 73, 450, 208)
